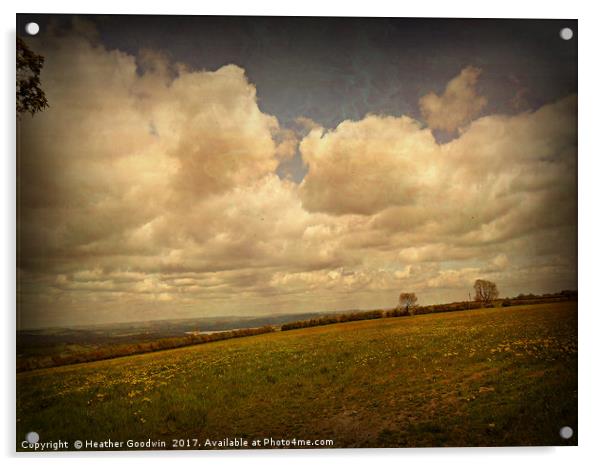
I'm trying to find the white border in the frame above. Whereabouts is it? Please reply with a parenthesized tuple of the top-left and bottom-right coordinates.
(3, 1, 601, 465)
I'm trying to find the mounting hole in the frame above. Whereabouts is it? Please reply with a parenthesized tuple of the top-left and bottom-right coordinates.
(559, 27, 573, 41)
(25, 431, 39, 444)
(25, 22, 40, 36)
(559, 426, 574, 439)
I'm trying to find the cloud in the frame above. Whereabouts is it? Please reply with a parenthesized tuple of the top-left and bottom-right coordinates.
(299, 95, 576, 241)
(17, 23, 577, 328)
(159, 64, 281, 201)
(299, 115, 438, 215)
(491, 254, 509, 270)
(19, 27, 280, 268)
(419, 66, 487, 133)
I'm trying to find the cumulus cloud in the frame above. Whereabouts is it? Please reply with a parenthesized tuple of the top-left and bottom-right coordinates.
(20, 27, 280, 267)
(299, 115, 439, 215)
(419, 66, 488, 133)
(299, 95, 576, 240)
(17, 23, 577, 328)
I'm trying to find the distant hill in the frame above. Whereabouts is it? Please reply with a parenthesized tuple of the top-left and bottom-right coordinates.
(17, 310, 336, 358)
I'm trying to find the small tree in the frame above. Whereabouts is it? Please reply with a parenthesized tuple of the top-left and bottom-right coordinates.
(473, 279, 499, 307)
(398, 292, 418, 315)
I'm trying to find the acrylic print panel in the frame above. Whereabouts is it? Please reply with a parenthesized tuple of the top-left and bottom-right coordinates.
(16, 14, 577, 451)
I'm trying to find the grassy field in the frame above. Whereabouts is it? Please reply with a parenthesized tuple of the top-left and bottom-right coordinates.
(16, 301, 577, 449)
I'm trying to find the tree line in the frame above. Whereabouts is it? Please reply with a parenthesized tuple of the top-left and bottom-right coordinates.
(280, 281, 576, 333)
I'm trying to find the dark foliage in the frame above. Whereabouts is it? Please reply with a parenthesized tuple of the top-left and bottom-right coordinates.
(17, 37, 48, 116)
(281, 310, 384, 331)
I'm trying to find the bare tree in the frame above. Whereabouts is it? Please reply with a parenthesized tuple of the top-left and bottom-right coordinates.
(473, 279, 499, 307)
(398, 292, 418, 315)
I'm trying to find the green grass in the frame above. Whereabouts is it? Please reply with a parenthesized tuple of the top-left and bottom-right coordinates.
(16, 302, 577, 449)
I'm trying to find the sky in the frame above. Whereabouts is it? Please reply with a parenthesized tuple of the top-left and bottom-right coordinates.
(17, 15, 577, 329)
